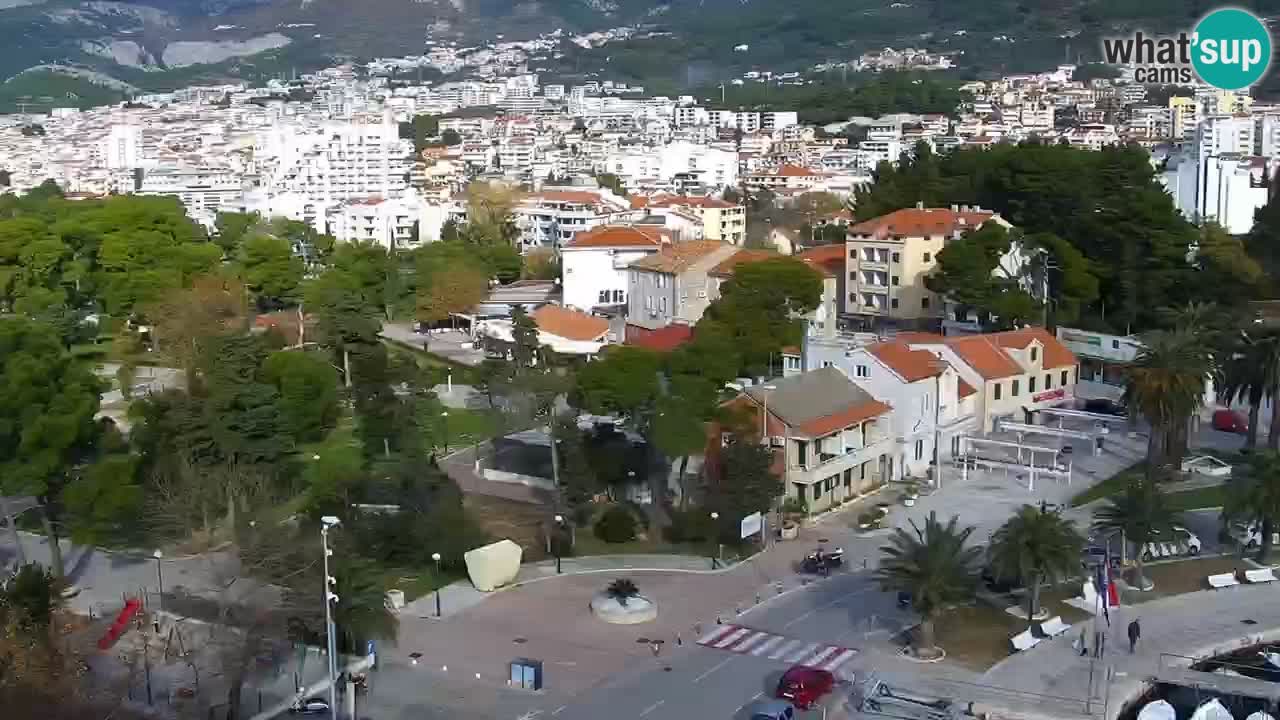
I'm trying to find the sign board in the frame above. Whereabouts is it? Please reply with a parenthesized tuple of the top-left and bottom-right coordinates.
(1032, 388, 1067, 404)
(740, 511, 763, 539)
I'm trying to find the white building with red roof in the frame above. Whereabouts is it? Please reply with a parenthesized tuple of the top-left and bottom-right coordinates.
(741, 164, 823, 192)
(512, 187, 631, 249)
(560, 224, 673, 313)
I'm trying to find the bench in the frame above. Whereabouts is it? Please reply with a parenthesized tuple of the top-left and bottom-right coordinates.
(1039, 616, 1071, 638)
(1208, 573, 1241, 589)
(1244, 568, 1277, 584)
(1010, 629, 1042, 652)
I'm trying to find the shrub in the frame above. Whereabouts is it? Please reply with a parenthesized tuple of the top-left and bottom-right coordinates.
(606, 578, 639, 605)
(857, 511, 878, 529)
(663, 507, 712, 543)
(594, 505, 638, 543)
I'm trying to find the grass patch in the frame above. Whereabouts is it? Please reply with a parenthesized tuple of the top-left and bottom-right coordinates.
(1071, 464, 1144, 507)
(931, 584, 1094, 670)
(1165, 485, 1227, 511)
(377, 567, 457, 603)
(382, 338, 478, 384)
(440, 407, 500, 450)
(570, 532, 711, 558)
(1118, 555, 1245, 603)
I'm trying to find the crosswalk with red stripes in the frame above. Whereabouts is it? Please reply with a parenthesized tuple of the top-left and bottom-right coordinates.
(695, 624, 858, 673)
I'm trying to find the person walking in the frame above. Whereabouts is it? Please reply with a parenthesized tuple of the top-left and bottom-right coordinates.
(1128, 618, 1141, 654)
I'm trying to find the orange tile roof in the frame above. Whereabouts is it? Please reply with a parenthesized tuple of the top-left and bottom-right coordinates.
(796, 244, 846, 277)
(651, 195, 739, 210)
(988, 327, 1075, 368)
(944, 335, 1025, 380)
(776, 164, 818, 177)
(709, 248, 779, 277)
(531, 190, 604, 204)
(799, 400, 893, 437)
(897, 331, 948, 344)
(958, 379, 977, 398)
(868, 343, 947, 383)
(630, 241, 729, 274)
(849, 208, 996, 239)
(625, 323, 694, 352)
(565, 225, 670, 249)
(531, 305, 610, 342)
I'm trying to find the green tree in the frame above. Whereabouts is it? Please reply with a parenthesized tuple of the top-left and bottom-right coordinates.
(399, 114, 440, 154)
(214, 212, 259, 256)
(441, 129, 462, 146)
(1224, 451, 1280, 562)
(652, 377, 715, 509)
(239, 234, 303, 305)
(712, 439, 782, 522)
(595, 173, 627, 197)
(1124, 329, 1211, 481)
(1220, 329, 1280, 450)
(705, 257, 822, 376)
(987, 505, 1085, 628)
(61, 454, 142, 545)
(926, 223, 1040, 330)
(554, 416, 598, 510)
(262, 350, 340, 443)
(573, 347, 662, 427)
(1092, 479, 1180, 590)
(1196, 223, 1264, 309)
(330, 551, 399, 655)
(875, 512, 982, 657)
(0, 564, 61, 629)
(510, 306, 541, 370)
(0, 319, 101, 578)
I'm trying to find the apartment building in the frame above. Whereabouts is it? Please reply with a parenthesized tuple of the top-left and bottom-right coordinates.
(714, 367, 895, 514)
(844, 205, 1010, 326)
(559, 225, 671, 313)
(326, 195, 422, 250)
(513, 188, 630, 249)
(741, 164, 822, 192)
(626, 241, 738, 330)
(644, 195, 746, 244)
(134, 165, 245, 217)
(258, 116, 412, 206)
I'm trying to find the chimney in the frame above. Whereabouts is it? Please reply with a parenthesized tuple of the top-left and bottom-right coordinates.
(915, 201, 924, 209)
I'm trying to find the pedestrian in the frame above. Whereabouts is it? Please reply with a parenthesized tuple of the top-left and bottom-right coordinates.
(1074, 629, 1088, 657)
(1128, 618, 1141, 654)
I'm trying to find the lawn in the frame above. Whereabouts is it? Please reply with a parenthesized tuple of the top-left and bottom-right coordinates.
(440, 407, 500, 450)
(1165, 485, 1227, 511)
(382, 338, 478, 384)
(570, 532, 713, 558)
(1071, 464, 1144, 507)
(377, 567, 457, 603)
(1118, 555, 1245, 604)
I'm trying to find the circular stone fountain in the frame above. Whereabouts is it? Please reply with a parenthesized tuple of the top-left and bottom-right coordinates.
(590, 593, 658, 624)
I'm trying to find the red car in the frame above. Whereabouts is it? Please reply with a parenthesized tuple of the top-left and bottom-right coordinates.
(1212, 408, 1248, 434)
(775, 666, 835, 710)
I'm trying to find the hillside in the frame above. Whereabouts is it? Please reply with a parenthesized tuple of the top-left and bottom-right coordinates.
(2, 0, 1280, 112)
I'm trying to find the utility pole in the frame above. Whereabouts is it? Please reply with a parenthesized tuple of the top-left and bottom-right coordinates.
(320, 517, 341, 720)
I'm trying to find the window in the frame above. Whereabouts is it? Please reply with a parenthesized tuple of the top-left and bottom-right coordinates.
(1112, 339, 1120, 349)
(850, 249, 857, 259)
(822, 361, 834, 368)
(843, 469, 852, 488)
(891, 299, 900, 309)
(1012, 379, 1020, 396)
(914, 439, 924, 461)
(923, 252, 932, 262)
(921, 297, 931, 309)
(891, 275, 899, 286)
(856, 364, 870, 378)
(891, 252, 900, 263)
(1030, 347, 1038, 362)
(813, 484, 822, 501)
(994, 383, 1002, 400)
(1044, 373, 1052, 389)
(849, 271, 856, 280)
(1029, 376, 1037, 393)
(660, 297, 667, 312)
(1061, 370, 1069, 385)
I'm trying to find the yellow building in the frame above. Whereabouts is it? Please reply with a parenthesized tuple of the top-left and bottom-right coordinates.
(648, 195, 747, 245)
(843, 204, 1011, 325)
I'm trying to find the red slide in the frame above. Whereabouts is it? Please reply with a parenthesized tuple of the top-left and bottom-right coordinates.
(97, 598, 142, 650)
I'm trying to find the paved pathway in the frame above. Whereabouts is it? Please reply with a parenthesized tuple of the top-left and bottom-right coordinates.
(381, 323, 483, 366)
(983, 582, 1280, 719)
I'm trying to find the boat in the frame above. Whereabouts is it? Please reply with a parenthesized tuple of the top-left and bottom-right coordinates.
(1190, 698, 1234, 720)
(1261, 650, 1280, 669)
(1245, 712, 1275, 720)
(1138, 700, 1176, 720)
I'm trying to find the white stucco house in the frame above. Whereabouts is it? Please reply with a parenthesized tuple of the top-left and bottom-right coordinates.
(559, 224, 672, 314)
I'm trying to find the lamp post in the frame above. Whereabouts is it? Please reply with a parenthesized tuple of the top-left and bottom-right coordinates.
(432, 552, 443, 618)
(441, 412, 450, 454)
(553, 515, 564, 574)
(709, 512, 720, 569)
(152, 550, 164, 612)
(320, 516, 341, 720)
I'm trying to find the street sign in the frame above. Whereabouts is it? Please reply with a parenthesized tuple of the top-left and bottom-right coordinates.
(740, 512, 762, 539)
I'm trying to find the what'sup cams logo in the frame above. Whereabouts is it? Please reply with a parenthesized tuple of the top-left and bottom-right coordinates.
(1102, 7, 1273, 90)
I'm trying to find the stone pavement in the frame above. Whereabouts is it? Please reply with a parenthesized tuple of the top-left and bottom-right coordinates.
(982, 582, 1280, 719)
(381, 323, 483, 366)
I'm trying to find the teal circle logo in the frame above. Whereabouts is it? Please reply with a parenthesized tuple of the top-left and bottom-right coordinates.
(1192, 8, 1272, 90)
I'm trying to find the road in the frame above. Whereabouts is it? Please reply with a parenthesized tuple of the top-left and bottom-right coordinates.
(349, 569, 914, 720)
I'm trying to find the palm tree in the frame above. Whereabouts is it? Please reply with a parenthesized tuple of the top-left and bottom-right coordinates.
(988, 505, 1085, 629)
(1219, 330, 1280, 450)
(875, 512, 982, 657)
(1224, 451, 1280, 561)
(1092, 480, 1180, 591)
(1124, 329, 1212, 482)
(606, 578, 640, 606)
(331, 555, 398, 655)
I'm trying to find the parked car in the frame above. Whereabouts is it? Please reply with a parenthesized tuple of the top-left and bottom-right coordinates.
(1212, 409, 1249, 434)
(1232, 523, 1280, 550)
(776, 666, 835, 710)
(750, 699, 797, 720)
(799, 547, 844, 575)
(1180, 455, 1232, 478)
(289, 698, 330, 715)
(1140, 526, 1202, 561)
(1083, 398, 1126, 417)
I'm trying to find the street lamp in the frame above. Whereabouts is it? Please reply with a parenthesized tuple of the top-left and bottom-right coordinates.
(440, 411, 450, 454)
(709, 512, 720, 569)
(553, 515, 564, 574)
(432, 552, 443, 618)
(152, 550, 164, 612)
(320, 516, 341, 720)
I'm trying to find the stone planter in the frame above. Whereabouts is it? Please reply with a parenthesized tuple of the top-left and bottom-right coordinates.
(590, 594, 658, 624)
(903, 497, 916, 507)
(780, 523, 799, 540)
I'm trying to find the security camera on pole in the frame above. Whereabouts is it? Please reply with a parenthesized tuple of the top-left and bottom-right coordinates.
(321, 516, 341, 720)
